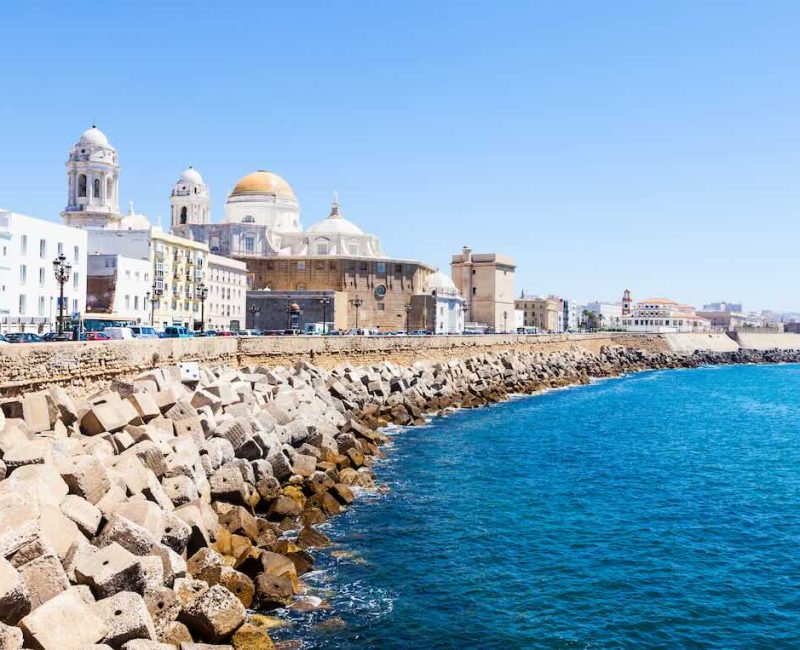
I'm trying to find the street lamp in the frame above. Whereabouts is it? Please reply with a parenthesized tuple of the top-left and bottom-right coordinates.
(197, 282, 209, 332)
(147, 280, 162, 326)
(248, 304, 261, 330)
(405, 303, 412, 334)
(352, 296, 363, 331)
(318, 296, 331, 334)
(503, 310, 508, 333)
(52, 253, 72, 336)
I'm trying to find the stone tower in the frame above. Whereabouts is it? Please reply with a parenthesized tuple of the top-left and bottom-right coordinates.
(622, 288, 632, 316)
(61, 126, 121, 228)
(170, 166, 210, 229)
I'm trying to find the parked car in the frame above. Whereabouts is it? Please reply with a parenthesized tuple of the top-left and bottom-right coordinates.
(192, 330, 217, 337)
(162, 326, 191, 339)
(82, 332, 110, 341)
(5, 332, 43, 343)
(103, 326, 134, 340)
(0, 334, 8, 344)
(282, 329, 302, 336)
(237, 329, 260, 337)
(130, 326, 158, 339)
(42, 332, 73, 342)
(216, 330, 234, 337)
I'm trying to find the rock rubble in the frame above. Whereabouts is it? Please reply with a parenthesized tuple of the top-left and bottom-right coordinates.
(0, 344, 798, 648)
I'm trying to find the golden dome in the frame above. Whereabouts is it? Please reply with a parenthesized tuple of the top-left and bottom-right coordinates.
(230, 170, 296, 200)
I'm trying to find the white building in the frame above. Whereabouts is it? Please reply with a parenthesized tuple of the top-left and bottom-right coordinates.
(585, 301, 623, 329)
(85, 254, 151, 326)
(0, 215, 11, 318)
(413, 270, 466, 334)
(621, 296, 711, 333)
(0, 210, 87, 333)
(206, 254, 247, 331)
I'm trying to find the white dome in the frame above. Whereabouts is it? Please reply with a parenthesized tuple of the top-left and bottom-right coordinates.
(179, 167, 204, 185)
(307, 196, 364, 236)
(118, 212, 151, 230)
(426, 270, 458, 293)
(79, 126, 112, 149)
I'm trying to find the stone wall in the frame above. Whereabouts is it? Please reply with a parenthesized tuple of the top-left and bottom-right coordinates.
(0, 333, 669, 397)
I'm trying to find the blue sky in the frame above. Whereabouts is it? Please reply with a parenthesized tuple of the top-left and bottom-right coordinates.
(2, 1, 800, 311)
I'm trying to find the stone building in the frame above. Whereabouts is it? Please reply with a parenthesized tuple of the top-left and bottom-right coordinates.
(451, 246, 516, 332)
(246, 290, 348, 332)
(206, 253, 247, 332)
(515, 294, 561, 332)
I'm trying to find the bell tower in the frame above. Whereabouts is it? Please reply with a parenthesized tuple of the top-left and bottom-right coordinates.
(61, 125, 121, 228)
(622, 289, 632, 316)
(170, 166, 210, 231)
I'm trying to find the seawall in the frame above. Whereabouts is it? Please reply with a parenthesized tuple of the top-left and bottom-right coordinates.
(2, 331, 800, 396)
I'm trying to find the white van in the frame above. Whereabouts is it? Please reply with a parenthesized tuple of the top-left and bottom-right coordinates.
(103, 326, 134, 340)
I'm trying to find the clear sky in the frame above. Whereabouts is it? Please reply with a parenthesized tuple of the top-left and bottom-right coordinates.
(2, 1, 799, 311)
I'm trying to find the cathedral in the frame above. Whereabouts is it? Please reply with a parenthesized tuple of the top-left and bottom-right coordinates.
(59, 125, 465, 333)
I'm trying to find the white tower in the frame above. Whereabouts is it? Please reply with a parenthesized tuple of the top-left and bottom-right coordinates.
(170, 166, 210, 229)
(61, 126, 121, 228)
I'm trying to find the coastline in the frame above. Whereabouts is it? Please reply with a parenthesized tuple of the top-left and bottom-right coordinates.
(1, 344, 799, 649)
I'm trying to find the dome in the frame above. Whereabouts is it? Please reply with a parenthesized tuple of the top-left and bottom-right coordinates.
(307, 196, 364, 236)
(118, 213, 151, 230)
(179, 167, 204, 185)
(426, 270, 459, 293)
(230, 170, 295, 200)
(79, 126, 112, 149)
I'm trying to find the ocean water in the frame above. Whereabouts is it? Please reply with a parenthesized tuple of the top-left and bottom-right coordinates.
(275, 364, 800, 648)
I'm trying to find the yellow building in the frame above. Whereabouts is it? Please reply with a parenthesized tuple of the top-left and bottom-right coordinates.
(151, 230, 208, 329)
(515, 295, 561, 332)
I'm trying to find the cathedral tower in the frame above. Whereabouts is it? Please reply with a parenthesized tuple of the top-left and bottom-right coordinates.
(61, 126, 121, 228)
(170, 166, 210, 229)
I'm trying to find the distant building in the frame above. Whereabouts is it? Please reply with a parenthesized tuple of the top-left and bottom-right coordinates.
(451, 246, 516, 332)
(585, 301, 623, 329)
(702, 301, 743, 313)
(408, 271, 465, 334)
(0, 209, 87, 333)
(206, 254, 247, 332)
(514, 294, 560, 332)
(621, 292, 710, 333)
(695, 310, 749, 331)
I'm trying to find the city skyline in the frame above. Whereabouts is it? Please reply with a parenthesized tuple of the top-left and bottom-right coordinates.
(3, 2, 800, 310)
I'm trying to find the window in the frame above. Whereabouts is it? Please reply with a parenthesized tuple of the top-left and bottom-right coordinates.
(377, 262, 385, 274)
(72, 299, 77, 312)
(316, 243, 328, 255)
(58, 242, 64, 255)
(74, 245, 79, 262)
(18, 295, 25, 314)
(243, 235, 254, 253)
(395, 264, 402, 273)
(297, 261, 305, 270)
(125, 295, 130, 310)
(19, 265, 26, 283)
(93, 178, 101, 200)
(78, 174, 87, 197)
(39, 239, 46, 258)
(348, 243, 359, 255)
(39, 267, 45, 286)
(134, 296, 139, 310)
(38, 296, 45, 316)
(73, 273, 79, 289)
(180, 207, 187, 224)
(472, 287, 477, 295)
(20, 235, 27, 254)
(242, 215, 255, 223)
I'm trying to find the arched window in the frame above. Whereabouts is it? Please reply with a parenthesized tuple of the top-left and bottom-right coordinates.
(78, 174, 87, 198)
(180, 207, 187, 224)
(242, 215, 255, 223)
(243, 235, 255, 253)
(93, 178, 101, 200)
(315, 238, 330, 255)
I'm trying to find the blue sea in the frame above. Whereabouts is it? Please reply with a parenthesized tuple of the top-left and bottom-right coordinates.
(275, 364, 800, 648)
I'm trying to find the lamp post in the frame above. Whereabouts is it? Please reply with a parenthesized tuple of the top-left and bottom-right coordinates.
(197, 282, 208, 332)
(405, 303, 412, 334)
(52, 253, 72, 336)
(248, 304, 261, 330)
(352, 296, 363, 332)
(503, 310, 508, 333)
(147, 280, 162, 326)
(318, 296, 331, 334)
